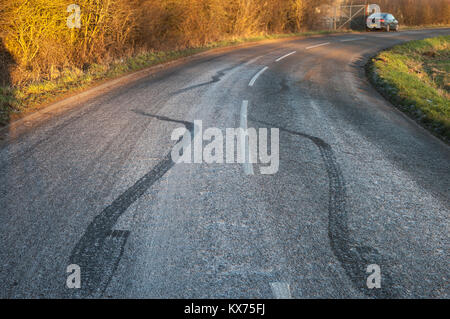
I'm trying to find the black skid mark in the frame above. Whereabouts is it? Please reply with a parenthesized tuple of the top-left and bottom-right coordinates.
(69, 112, 194, 297)
(171, 64, 244, 95)
(251, 118, 400, 298)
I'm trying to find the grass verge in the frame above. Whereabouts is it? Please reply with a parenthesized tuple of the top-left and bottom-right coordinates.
(367, 35, 450, 142)
(0, 29, 354, 126)
(399, 24, 450, 31)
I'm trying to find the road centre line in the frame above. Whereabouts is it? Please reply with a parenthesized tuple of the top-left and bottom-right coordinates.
(240, 100, 254, 176)
(340, 37, 366, 42)
(373, 33, 398, 37)
(246, 55, 263, 65)
(305, 42, 330, 50)
(270, 282, 292, 299)
(276, 51, 297, 62)
(249, 66, 269, 87)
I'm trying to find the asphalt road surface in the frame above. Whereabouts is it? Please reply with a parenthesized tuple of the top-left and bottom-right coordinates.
(0, 29, 449, 298)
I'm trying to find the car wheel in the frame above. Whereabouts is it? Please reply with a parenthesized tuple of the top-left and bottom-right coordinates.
(386, 25, 390, 32)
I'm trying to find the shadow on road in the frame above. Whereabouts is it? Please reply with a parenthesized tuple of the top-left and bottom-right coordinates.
(0, 38, 15, 87)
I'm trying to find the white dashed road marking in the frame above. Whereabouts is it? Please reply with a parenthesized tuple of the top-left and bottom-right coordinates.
(270, 282, 292, 299)
(276, 51, 297, 62)
(249, 66, 269, 87)
(340, 37, 366, 42)
(240, 100, 254, 175)
(306, 42, 330, 50)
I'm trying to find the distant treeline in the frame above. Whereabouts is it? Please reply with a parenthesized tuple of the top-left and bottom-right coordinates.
(0, 0, 448, 86)
(371, 0, 450, 25)
(338, 0, 450, 30)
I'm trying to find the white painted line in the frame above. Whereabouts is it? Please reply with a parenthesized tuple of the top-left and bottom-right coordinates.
(246, 55, 263, 65)
(276, 51, 297, 62)
(340, 37, 366, 42)
(306, 42, 330, 50)
(240, 100, 254, 176)
(249, 66, 269, 87)
(373, 33, 398, 37)
(270, 282, 292, 299)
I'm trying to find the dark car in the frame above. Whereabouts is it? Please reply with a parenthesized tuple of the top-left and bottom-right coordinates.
(366, 13, 399, 32)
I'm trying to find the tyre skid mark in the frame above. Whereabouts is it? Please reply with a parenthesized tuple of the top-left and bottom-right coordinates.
(70, 112, 401, 297)
(69, 112, 194, 297)
(171, 64, 241, 95)
(251, 118, 400, 298)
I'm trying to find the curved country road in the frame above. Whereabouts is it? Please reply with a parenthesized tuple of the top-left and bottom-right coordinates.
(0, 29, 449, 298)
